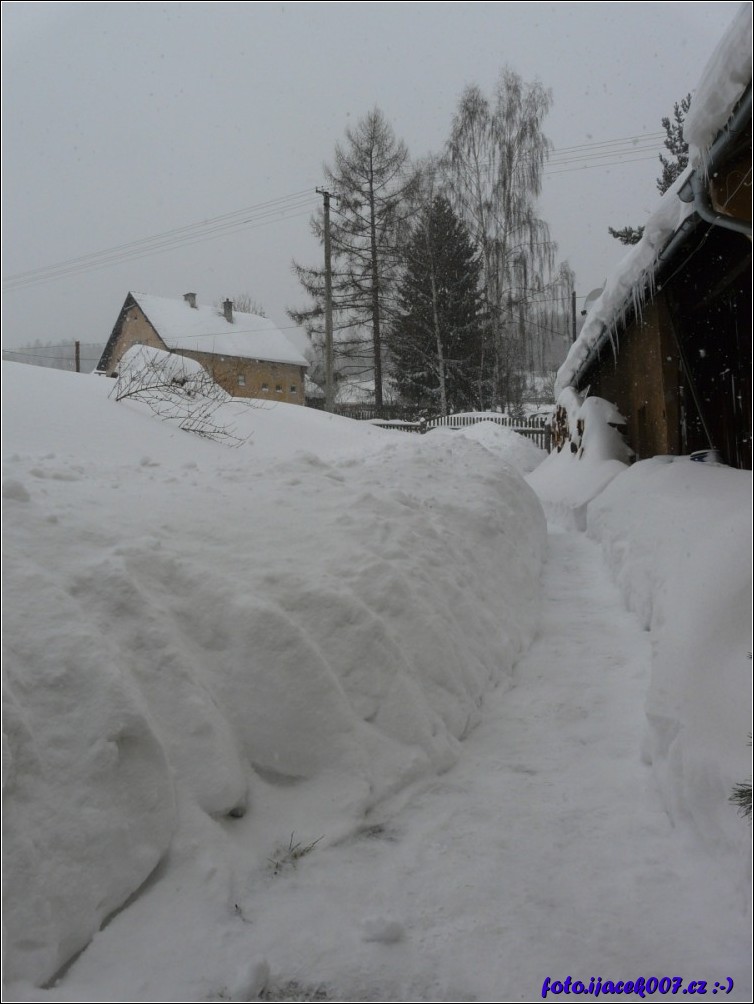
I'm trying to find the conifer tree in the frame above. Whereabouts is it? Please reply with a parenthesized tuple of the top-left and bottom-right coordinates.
(609, 93, 691, 245)
(290, 109, 418, 414)
(389, 195, 484, 415)
(657, 93, 691, 194)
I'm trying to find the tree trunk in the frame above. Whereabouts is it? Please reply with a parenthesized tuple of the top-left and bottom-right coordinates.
(368, 157, 383, 416)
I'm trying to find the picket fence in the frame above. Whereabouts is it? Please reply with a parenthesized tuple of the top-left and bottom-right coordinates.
(363, 411, 552, 451)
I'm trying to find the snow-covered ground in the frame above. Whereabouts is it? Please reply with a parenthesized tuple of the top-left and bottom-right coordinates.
(2, 362, 751, 1001)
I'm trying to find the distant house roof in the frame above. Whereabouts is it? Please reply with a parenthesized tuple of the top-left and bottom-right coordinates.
(556, 3, 752, 396)
(131, 292, 309, 367)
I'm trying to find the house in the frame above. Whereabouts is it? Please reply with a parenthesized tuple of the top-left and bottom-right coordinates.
(97, 292, 309, 405)
(556, 5, 751, 470)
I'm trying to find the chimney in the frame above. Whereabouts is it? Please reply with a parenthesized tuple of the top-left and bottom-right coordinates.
(223, 298, 234, 323)
(183, 292, 197, 309)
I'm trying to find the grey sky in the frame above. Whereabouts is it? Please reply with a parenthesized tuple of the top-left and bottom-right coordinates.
(1, 1, 743, 357)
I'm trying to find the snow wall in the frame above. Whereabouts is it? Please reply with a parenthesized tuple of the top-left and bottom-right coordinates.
(587, 457, 752, 877)
(2, 361, 547, 986)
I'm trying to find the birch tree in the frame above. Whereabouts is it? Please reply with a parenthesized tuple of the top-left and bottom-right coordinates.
(444, 69, 554, 412)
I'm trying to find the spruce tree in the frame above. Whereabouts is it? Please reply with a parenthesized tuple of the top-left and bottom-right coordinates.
(657, 93, 691, 194)
(389, 196, 484, 415)
(609, 93, 691, 245)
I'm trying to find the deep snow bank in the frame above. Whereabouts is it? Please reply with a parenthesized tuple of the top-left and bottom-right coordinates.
(2, 362, 546, 987)
(586, 458, 751, 873)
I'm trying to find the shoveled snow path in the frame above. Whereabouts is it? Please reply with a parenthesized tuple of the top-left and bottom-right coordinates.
(245, 527, 749, 1002)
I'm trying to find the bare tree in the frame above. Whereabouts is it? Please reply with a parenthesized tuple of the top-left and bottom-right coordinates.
(110, 346, 249, 445)
(229, 293, 267, 317)
(444, 69, 554, 413)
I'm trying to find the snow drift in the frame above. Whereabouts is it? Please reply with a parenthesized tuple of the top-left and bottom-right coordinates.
(586, 457, 752, 876)
(2, 360, 546, 987)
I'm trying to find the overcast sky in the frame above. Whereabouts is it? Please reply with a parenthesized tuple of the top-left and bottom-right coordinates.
(1, 0, 744, 360)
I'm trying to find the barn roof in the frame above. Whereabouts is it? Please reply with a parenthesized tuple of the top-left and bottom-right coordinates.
(556, 3, 752, 396)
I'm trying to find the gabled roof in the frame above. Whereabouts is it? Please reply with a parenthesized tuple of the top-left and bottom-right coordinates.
(556, 3, 752, 396)
(131, 292, 309, 367)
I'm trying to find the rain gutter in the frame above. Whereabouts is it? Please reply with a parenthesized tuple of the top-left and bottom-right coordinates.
(677, 83, 752, 238)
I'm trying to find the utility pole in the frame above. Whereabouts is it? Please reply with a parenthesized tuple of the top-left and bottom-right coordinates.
(316, 188, 335, 412)
(75, 340, 81, 373)
(571, 289, 577, 343)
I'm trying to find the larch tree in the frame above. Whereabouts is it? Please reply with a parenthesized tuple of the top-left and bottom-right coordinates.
(389, 195, 484, 416)
(290, 109, 418, 415)
(444, 69, 554, 413)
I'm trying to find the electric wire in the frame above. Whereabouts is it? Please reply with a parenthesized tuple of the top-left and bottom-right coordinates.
(4, 130, 672, 293)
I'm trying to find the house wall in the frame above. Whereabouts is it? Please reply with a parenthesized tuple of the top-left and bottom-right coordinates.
(587, 297, 681, 460)
(104, 302, 169, 370)
(177, 351, 305, 405)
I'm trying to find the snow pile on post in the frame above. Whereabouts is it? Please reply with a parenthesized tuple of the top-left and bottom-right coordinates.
(526, 392, 631, 529)
(2, 361, 546, 987)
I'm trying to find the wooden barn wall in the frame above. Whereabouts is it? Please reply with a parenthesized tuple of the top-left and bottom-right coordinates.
(587, 297, 680, 461)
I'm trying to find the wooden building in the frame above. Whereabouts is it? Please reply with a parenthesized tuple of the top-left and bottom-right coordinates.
(557, 11, 751, 469)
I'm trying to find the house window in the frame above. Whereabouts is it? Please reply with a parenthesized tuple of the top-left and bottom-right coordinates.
(261, 383, 269, 392)
(276, 385, 283, 394)
(237, 374, 246, 387)
(290, 385, 297, 394)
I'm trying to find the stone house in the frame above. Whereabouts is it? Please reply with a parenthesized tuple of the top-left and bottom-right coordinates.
(97, 292, 309, 405)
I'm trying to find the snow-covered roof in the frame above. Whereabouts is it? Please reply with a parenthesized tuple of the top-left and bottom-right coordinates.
(556, 4, 752, 396)
(556, 171, 696, 393)
(684, 3, 752, 167)
(132, 292, 309, 367)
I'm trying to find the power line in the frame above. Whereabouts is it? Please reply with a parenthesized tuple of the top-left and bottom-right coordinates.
(3, 129, 671, 293)
(5, 189, 315, 283)
(545, 154, 659, 177)
(4, 193, 318, 292)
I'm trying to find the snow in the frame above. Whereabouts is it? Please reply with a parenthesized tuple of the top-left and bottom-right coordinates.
(3, 359, 751, 1001)
(431, 419, 546, 474)
(2, 360, 545, 991)
(684, 3, 753, 167)
(130, 292, 310, 366)
(526, 392, 632, 529)
(587, 457, 752, 863)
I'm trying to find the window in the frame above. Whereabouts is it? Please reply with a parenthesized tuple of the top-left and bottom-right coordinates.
(290, 385, 297, 394)
(237, 374, 246, 387)
(275, 385, 283, 394)
(261, 383, 269, 392)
